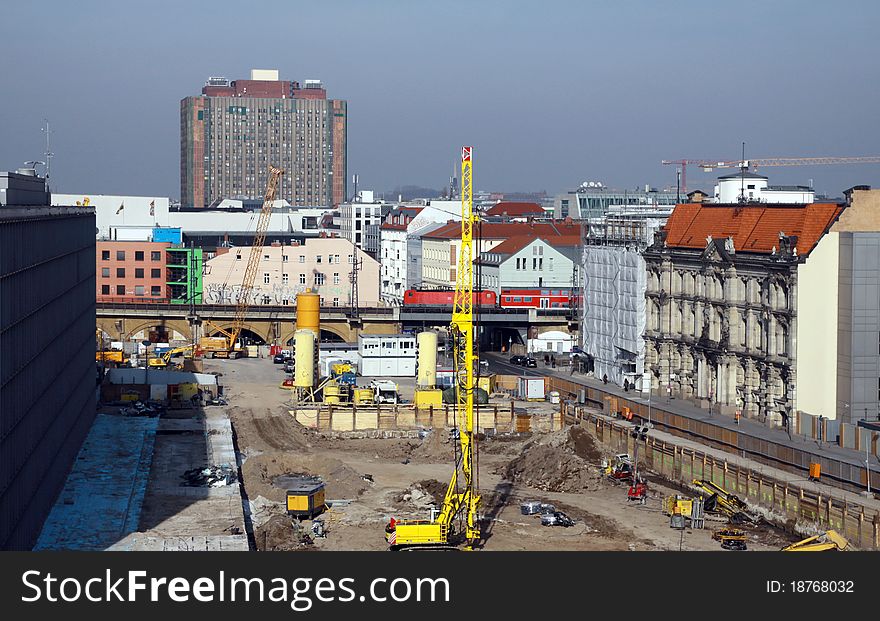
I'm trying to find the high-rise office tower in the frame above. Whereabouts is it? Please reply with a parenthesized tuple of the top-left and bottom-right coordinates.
(181, 69, 347, 208)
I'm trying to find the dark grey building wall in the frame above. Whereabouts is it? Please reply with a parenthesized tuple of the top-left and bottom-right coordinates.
(837, 232, 880, 424)
(0, 208, 96, 549)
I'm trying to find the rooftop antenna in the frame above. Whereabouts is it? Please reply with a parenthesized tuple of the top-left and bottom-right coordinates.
(42, 119, 53, 191)
(738, 141, 747, 204)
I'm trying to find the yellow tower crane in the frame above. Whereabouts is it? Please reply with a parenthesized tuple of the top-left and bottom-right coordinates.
(200, 166, 284, 358)
(384, 146, 481, 550)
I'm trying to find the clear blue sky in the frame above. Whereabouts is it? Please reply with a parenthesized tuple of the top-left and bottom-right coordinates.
(2, 0, 879, 200)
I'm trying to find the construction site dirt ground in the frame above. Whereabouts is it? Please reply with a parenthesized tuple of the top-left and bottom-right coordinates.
(209, 357, 800, 552)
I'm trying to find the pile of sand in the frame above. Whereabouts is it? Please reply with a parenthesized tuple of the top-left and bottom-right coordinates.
(497, 426, 603, 493)
(242, 452, 370, 503)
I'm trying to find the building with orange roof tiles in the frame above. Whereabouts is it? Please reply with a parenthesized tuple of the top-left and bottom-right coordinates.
(642, 199, 852, 428)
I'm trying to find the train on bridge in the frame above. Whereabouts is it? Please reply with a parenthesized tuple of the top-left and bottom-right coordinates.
(403, 288, 580, 310)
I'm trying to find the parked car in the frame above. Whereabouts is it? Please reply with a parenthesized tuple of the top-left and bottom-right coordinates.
(273, 353, 286, 364)
(283, 361, 294, 373)
(509, 355, 526, 366)
(524, 357, 538, 368)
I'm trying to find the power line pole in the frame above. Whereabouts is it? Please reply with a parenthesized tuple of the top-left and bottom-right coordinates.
(349, 254, 363, 319)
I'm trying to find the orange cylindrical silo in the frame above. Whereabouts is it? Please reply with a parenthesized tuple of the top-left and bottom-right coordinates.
(296, 292, 321, 333)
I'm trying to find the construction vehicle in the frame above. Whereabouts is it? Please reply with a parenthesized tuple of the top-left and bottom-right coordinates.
(384, 146, 481, 550)
(692, 479, 757, 524)
(371, 380, 399, 404)
(713, 527, 747, 550)
(781, 530, 849, 552)
(96, 350, 125, 364)
(199, 165, 284, 358)
(148, 344, 195, 368)
(602, 454, 634, 480)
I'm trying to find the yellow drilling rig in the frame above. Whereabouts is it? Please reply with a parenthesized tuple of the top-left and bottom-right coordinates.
(384, 146, 481, 550)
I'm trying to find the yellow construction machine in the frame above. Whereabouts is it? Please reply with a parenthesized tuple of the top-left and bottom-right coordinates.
(384, 147, 481, 550)
(692, 479, 757, 524)
(148, 344, 195, 369)
(781, 530, 849, 551)
(199, 165, 284, 358)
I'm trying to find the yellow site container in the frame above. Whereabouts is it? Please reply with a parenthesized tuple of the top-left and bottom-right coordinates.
(414, 388, 443, 408)
(286, 478, 326, 519)
(809, 463, 821, 480)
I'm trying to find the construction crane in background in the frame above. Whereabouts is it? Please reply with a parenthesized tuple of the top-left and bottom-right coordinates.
(385, 146, 481, 550)
(200, 165, 284, 358)
(662, 156, 880, 195)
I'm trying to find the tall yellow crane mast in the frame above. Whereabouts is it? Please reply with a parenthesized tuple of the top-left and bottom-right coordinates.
(384, 146, 481, 550)
(200, 166, 284, 358)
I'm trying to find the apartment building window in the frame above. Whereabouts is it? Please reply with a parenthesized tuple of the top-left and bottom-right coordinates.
(101, 250, 110, 260)
(116, 285, 125, 295)
(533, 258, 538, 270)
(282, 254, 289, 262)
(135, 251, 144, 261)
(299, 273, 306, 285)
(135, 285, 145, 296)
(299, 255, 305, 263)
(263, 273, 270, 284)
(264, 254, 270, 260)
(151, 286, 162, 296)
(348, 254, 354, 264)
(316, 255, 322, 264)
(101, 285, 110, 294)
(314, 273, 325, 286)
(116, 268, 125, 277)
(101, 268, 110, 277)
(282, 273, 289, 284)
(151, 268, 161, 278)
(116, 251, 125, 261)
(333, 297, 339, 307)
(333, 254, 340, 264)
(135, 268, 144, 279)
(333, 273, 340, 284)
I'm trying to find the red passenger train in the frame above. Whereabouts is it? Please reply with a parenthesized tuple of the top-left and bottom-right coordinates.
(403, 289, 498, 307)
(402, 288, 579, 309)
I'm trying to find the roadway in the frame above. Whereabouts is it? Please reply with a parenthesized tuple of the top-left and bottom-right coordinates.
(481, 351, 880, 496)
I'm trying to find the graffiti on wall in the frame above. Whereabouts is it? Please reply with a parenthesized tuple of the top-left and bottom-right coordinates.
(203, 283, 352, 305)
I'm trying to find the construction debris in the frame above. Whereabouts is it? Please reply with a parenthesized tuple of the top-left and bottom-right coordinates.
(499, 426, 602, 492)
(181, 464, 238, 487)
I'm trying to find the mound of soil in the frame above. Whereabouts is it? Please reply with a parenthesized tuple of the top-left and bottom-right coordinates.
(229, 406, 310, 452)
(497, 427, 602, 493)
(255, 514, 314, 551)
(242, 452, 369, 503)
(393, 479, 448, 508)
(411, 429, 455, 462)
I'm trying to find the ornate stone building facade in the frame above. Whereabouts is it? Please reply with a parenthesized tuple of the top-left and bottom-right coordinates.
(643, 202, 844, 427)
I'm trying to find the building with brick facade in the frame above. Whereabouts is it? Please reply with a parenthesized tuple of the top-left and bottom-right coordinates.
(180, 69, 347, 208)
(96, 241, 170, 301)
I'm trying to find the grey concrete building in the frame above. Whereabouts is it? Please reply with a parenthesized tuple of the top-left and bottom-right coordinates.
(1, 171, 96, 549)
